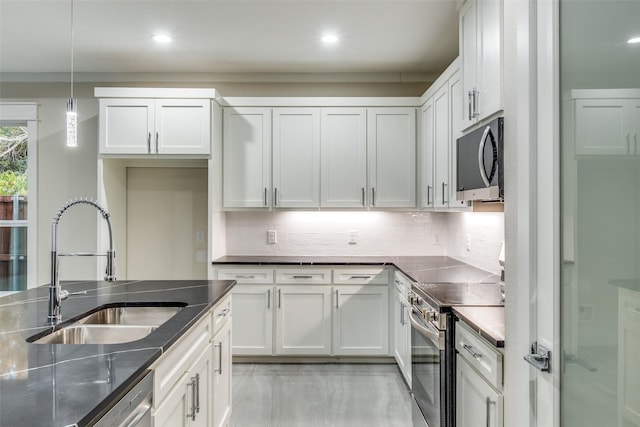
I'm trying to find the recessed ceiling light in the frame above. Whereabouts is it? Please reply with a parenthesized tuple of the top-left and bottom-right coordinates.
(322, 34, 339, 44)
(152, 34, 172, 43)
(627, 36, 640, 44)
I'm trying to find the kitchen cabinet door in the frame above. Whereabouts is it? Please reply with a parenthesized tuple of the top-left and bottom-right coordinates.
(433, 83, 450, 208)
(367, 108, 417, 208)
(212, 318, 232, 427)
(231, 285, 273, 355)
(456, 355, 503, 427)
(459, 0, 503, 129)
(155, 99, 210, 155)
(99, 98, 154, 154)
(618, 288, 640, 426)
(629, 100, 640, 155)
(393, 289, 411, 386)
(333, 285, 389, 356)
(272, 108, 321, 208)
(153, 344, 212, 427)
(275, 285, 332, 355)
(223, 107, 272, 208)
(420, 99, 435, 208)
(448, 70, 468, 207)
(575, 99, 629, 155)
(320, 108, 368, 208)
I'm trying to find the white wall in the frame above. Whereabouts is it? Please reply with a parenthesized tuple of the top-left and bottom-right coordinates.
(225, 210, 505, 274)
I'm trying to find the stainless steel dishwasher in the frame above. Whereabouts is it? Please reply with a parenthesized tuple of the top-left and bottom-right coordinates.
(93, 372, 153, 427)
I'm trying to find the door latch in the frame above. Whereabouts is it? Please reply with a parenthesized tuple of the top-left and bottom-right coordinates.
(524, 341, 551, 372)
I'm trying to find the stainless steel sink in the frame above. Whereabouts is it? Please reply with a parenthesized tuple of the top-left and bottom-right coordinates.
(32, 325, 157, 345)
(78, 306, 183, 326)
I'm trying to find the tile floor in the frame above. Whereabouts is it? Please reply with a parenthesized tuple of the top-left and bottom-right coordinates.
(231, 363, 413, 427)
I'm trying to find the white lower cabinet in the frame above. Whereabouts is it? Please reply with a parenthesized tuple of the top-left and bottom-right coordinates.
(456, 321, 503, 427)
(151, 293, 232, 427)
(393, 288, 411, 386)
(231, 285, 274, 355)
(333, 284, 389, 355)
(275, 285, 332, 355)
(212, 318, 232, 427)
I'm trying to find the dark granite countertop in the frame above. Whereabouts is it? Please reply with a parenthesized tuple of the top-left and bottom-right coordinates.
(0, 279, 235, 427)
(213, 255, 501, 285)
(453, 306, 505, 348)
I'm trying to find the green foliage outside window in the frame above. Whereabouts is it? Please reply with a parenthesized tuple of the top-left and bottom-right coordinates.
(0, 127, 27, 196)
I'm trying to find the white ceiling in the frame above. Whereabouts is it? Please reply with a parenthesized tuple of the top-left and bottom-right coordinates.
(0, 0, 460, 82)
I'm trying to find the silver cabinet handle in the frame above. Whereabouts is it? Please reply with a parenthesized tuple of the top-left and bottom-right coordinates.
(463, 343, 482, 359)
(292, 275, 313, 279)
(335, 289, 339, 309)
(472, 88, 479, 119)
(264, 187, 268, 207)
(214, 342, 223, 375)
(627, 133, 631, 154)
(155, 131, 159, 153)
(486, 397, 495, 427)
(187, 377, 196, 421)
(277, 289, 281, 308)
(361, 187, 365, 206)
(427, 185, 432, 206)
(350, 275, 372, 280)
(218, 307, 231, 318)
(442, 182, 447, 205)
(267, 289, 271, 309)
(274, 188, 279, 207)
(195, 373, 200, 413)
(235, 274, 255, 279)
(468, 90, 473, 121)
(147, 132, 152, 153)
(400, 301, 405, 325)
(371, 187, 376, 206)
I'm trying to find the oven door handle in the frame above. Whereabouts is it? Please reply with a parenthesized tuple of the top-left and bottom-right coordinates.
(409, 309, 444, 350)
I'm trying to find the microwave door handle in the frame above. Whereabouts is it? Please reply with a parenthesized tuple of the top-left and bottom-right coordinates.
(478, 125, 492, 187)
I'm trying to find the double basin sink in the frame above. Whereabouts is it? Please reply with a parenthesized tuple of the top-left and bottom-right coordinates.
(28, 304, 185, 345)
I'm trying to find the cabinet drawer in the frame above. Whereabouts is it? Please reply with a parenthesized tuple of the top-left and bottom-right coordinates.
(216, 267, 274, 284)
(456, 321, 503, 390)
(212, 293, 232, 335)
(153, 311, 211, 404)
(275, 268, 332, 284)
(333, 268, 389, 285)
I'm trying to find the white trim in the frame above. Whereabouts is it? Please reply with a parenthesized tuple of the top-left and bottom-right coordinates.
(94, 87, 220, 101)
(570, 88, 640, 100)
(419, 57, 461, 105)
(220, 97, 421, 107)
(0, 102, 39, 289)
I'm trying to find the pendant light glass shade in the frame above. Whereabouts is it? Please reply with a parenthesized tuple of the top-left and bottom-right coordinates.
(66, 98, 77, 147)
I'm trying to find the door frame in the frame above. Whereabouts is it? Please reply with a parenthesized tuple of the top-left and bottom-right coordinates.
(504, 0, 560, 426)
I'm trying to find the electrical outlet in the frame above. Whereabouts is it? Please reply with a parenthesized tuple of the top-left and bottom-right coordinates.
(434, 233, 440, 245)
(348, 230, 357, 245)
(195, 229, 205, 243)
(267, 230, 277, 244)
(466, 234, 471, 251)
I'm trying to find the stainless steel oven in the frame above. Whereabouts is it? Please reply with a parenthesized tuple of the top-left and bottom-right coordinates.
(409, 290, 455, 427)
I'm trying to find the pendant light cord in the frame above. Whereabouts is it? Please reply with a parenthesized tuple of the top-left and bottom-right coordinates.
(70, 0, 74, 99)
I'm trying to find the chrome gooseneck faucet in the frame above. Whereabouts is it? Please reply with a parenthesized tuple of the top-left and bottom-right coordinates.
(48, 198, 116, 324)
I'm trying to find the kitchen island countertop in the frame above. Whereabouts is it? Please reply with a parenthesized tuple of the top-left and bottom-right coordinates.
(0, 279, 235, 427)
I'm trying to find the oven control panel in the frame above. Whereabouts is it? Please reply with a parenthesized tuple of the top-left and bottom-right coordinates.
(408, 290, 440, 326)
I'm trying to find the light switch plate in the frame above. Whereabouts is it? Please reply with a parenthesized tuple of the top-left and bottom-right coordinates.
(267, 230, 277, 244)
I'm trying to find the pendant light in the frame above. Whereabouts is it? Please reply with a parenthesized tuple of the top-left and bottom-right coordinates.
(66, 0, 77, 147)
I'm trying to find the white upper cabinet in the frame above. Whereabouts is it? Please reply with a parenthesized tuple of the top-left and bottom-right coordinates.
(99, 98, 211, 155)
(572, 90, 640, 156)
(459, 0, 503, 130)
(223, 107, 272, 208)
(272, 108, 321, 208)
(367, 108, 417, 208)
(321, 108, 368, 208)
(419, 61, 469, 210)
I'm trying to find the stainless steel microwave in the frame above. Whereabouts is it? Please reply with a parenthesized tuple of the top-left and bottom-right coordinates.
(456, 117, 504, 201)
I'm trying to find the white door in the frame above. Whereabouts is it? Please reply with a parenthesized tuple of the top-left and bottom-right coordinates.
(231, 285, 273, 355)
(272, 108, 320, 208)
(223, 107, 271, 208)
(212, 319, 232, 427)
(153, 372, 190, 427)
(99, 98, 154, 154)
(155, 99, 211, 155)
(320, 108, 367, 208)
(367, 108, 417, 208)
(420, 99, 435, 208)
(333, 285, 389, 356)
(275, 285, 332, 355)
(433, 83, 450, 208)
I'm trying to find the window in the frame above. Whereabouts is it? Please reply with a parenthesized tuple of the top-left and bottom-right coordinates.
(0, 103, 37, 294)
